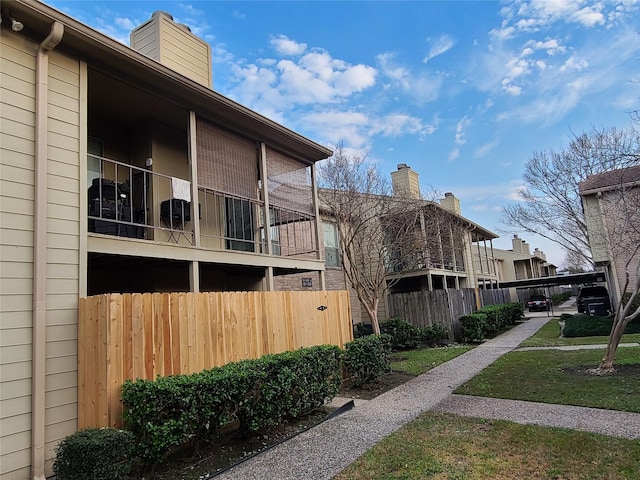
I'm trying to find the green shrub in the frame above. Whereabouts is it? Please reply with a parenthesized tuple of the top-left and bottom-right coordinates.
(563, 313, 640, 337)
(53, 428, 136, 480)
(343, 334, 391, 386)
(121, 345, 342, 464)
(460, 313, 488, 342)
(560, 313, 574, 321)
(421, 322, 449, 346)
(476, 305, 509, 334)
(380, 318, 422, 350)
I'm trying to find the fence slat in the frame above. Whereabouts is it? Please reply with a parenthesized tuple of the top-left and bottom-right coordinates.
(388, 288, 512, 339)
(78, 290, 353, 429)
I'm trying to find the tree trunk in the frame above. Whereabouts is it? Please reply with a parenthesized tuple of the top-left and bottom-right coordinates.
(594, 310, 628, 374)
(364, 297, 381, 335)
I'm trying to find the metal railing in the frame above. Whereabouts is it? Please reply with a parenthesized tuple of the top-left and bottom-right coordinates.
(87, 154, 194, 244)
(88, 155, 319, 257)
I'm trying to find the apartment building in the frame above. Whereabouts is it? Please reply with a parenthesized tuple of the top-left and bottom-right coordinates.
(0, 2, 332, 477)
(474, 235, 557, 301)
(580, 165, 640, 305)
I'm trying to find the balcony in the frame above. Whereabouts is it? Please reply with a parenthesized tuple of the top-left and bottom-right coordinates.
(87, 154, 318, 258)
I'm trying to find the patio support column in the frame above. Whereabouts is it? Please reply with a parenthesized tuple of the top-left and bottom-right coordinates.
(189, 261, 200, 292)
(259, 142, 272, 255)
(258, 143, 275, 291)
(311, 163, 326, 290)
(188, 112, 201, 247)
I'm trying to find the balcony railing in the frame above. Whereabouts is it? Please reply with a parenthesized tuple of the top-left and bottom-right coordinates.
(87, 155, 318, 257)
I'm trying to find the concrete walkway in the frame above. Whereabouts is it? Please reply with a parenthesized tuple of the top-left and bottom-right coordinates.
(215, 314, 640, 479)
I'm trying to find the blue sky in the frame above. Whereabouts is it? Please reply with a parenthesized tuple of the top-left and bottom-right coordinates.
(50, 0, 640, 266)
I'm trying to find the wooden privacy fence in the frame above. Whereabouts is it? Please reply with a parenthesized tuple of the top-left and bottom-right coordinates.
(480, 288, 511, 306)
(78, 290, 353, 429)
(387, 289, 477, 339)
(387, 288, 512, 339)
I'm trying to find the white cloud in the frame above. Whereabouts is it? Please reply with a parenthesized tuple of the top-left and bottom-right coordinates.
(455, 116, 471, 145)
(228, 46, 377, 115)
(302, 111, 370, 148)
(448, 148, 460, 162)
(473, 139, 500, 158)
(423, 34, 455, 63)
(271, 35, 307, 56)
(114, 17, 135, 31)
(377, 52, 443, 104)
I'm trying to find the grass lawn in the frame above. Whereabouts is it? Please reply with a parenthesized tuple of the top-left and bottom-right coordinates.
(455, 347, 640, 412)
(520, 318, 640, 347)
(334, 412, 640, 480)
(390, 345, 474, 376)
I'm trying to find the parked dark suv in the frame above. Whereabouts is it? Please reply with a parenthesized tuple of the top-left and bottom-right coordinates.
(577, 286, 612, 316)
(527, 294, 550, 312)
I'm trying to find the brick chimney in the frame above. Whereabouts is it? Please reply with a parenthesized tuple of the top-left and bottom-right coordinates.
(391, 163, 421, 199)
(130, 11, 213, 89)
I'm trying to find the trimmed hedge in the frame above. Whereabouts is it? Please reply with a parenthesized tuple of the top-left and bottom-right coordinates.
(53, 428, 136, 480)
(460, 303, 523, 342)
(421, 322, 449, 346)
(343, 334, 391, 387)
(380, 318, 422, 350)
(357, 318, 449, 349)
(460, 313, 488, 342)
(563, 314, 640, 337)
(121, 345, 342, 464)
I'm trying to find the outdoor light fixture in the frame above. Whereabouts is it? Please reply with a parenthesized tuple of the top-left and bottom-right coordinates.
(1, 7, 24, 32)
(11, 17, 24, 32)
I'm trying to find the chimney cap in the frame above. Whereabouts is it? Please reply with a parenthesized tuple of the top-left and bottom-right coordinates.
(152, 11, 174, 20)
(444, 192, 453, 197)
(396, 163, 409, 170)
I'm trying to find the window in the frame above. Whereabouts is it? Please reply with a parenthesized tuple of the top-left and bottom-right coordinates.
(87, 137, 103, 186)
(225, 197, 255, 252)
(323, 221, 340, 267)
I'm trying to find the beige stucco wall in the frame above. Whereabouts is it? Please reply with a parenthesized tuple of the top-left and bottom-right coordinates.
(1, 29, 81, 478)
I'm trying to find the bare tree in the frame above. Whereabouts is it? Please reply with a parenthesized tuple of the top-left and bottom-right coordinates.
(501, 126, 640, 266)
(585, 167, 640, 373)
(318, 144, 435, 334)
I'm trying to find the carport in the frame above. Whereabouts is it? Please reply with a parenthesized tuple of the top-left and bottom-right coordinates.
(498, 271, 607, 316)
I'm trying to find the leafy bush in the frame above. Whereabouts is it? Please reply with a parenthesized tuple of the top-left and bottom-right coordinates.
(475, 305, 509, 334)
(459, 303, 522, 342)
(380, 318, 422, 350)
(53, 428, 136, 480)
(563, 313, 640, 337)
(460, 313, 488, 342)
(121, 345, 342, 464)
(421, 322, 449, 346)
(343, 334, 391, 386)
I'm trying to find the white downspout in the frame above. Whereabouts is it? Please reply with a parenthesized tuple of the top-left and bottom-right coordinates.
(33, 21, 64, 480)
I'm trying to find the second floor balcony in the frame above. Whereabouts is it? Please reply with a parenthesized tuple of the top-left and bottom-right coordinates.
(87, 155, 318, 259)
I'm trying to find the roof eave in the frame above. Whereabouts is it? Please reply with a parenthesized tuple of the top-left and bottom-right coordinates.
(9, 0, 332, 163)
